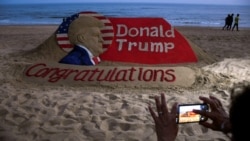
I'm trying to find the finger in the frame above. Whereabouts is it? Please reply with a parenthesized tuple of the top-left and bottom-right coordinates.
(155, 96, 162, 116)
(199, 96, 217, 110)
(199, 96, 209, 103)
(209, 96, 220, 106)
(199, 96, 213, 104)
(210, 95, 223, 107)
(171, 102, 178, 115)
(161, 93, 168, 114)
(148, 104, 158, 122)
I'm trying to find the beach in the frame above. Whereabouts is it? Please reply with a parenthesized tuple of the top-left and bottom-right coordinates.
(0, 25, 250, 141)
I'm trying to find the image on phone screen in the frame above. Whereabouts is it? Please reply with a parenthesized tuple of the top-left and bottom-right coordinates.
(176, 104, 208, 124)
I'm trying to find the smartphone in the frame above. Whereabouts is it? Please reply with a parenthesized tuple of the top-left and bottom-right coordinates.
(176, 103, 209, 124)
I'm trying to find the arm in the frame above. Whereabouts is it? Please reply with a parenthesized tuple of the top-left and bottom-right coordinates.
(193, 95, 231, 134)
(148, 93, 178, 141)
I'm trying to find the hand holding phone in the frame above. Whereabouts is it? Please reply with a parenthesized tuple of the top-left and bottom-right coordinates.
(176, 103, 209, 124)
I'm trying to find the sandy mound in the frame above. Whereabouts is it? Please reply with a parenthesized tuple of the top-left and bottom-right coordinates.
(1, 25, 249, 141)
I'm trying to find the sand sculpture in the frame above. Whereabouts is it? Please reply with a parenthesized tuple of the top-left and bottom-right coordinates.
(21, 11, 216, 88)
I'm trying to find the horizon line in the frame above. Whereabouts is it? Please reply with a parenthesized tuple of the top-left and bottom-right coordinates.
(1, 2, 249, 6)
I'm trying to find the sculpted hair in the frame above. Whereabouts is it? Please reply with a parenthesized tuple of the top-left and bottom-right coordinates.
(68, 16, 104, 44)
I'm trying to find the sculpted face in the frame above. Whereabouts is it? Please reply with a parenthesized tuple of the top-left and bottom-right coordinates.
(78, 27, 104, 56)
(68, 16, 105, 56)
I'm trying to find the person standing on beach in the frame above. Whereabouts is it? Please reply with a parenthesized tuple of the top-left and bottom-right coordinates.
(222, 14, 230, 30)
(232, 14, 240, 31)
(227, 13, 234, 30)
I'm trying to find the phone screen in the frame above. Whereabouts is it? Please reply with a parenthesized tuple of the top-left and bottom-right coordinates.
(176, 104, 209, 124)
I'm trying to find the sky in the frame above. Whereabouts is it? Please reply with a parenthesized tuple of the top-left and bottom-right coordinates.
(1, 0, 249, 5)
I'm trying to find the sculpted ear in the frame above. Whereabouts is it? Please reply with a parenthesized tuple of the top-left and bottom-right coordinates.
(77, 34, 86, 43)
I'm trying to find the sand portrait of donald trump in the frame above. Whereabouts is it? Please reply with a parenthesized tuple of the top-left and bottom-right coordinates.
(58, 15, 105, 66)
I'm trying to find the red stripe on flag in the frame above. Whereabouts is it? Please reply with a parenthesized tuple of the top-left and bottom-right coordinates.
(104, 23, 113, 26)
(101, 29, 114, 33)
(56, 37, 69, 40)
(102, 37, 114, 41)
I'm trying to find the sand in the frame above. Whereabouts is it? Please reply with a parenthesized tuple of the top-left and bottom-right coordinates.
(0, 25, 250, 141)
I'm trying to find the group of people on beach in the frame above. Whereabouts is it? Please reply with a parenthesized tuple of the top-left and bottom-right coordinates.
(222, 13, 240, 31)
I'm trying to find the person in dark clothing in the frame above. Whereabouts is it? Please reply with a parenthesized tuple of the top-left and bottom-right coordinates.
(227, 13, 234, 30)
(222, 14, 230, 30)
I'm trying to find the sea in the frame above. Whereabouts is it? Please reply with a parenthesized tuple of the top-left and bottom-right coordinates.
(0, 3, 250, 27)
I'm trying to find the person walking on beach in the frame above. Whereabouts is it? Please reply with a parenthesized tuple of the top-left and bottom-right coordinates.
(222, 14, 230, 30)
(232, 14, 240, 31)
(227, 13, 234, 30)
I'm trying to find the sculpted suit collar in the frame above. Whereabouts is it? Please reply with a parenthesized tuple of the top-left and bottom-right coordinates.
(76, 44, 101, 65)
(59, 44, 101, 66)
